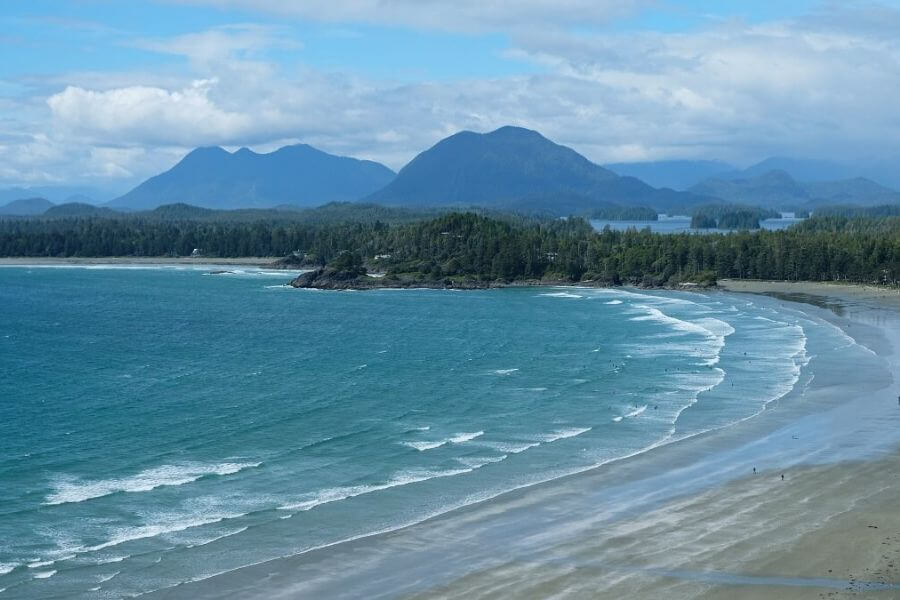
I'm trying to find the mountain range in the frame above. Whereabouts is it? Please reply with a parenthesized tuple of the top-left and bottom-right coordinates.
(689, 170, 900, 208)
(0, 197, 55, 216)
(365, 126, 708, 213)
(107, 144, 396, 210)
(3, 126, 898, 216)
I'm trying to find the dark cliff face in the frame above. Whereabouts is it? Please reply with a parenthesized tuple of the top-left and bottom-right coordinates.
(290, 268, 373, 289)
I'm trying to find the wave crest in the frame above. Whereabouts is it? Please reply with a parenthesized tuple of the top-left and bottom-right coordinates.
(44, 461, 261, 506)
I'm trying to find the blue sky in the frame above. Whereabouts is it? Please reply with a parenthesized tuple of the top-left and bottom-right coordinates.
(2, 1, 825, 81)
(1, 0, 899, 196)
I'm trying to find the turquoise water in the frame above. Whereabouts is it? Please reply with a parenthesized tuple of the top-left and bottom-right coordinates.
(591, 214, 806, 233)
(0, 266, 844, 598)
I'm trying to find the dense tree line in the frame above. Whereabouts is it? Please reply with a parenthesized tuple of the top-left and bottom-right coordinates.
(689, 204, 781, 230)
(812, 204, 900, 218)
(1, 211, 897, 286)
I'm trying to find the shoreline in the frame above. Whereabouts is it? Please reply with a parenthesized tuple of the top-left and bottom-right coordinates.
(1, 257, 897, 298)
(144, 283, 900, 600)
(0, 256, 278, 267)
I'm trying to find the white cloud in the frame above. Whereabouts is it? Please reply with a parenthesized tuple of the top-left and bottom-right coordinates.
(163, 0, 649, 33)
(5, 4, 900, 190)
(47, 79, 256, 146)
(133, 23, 301, 66)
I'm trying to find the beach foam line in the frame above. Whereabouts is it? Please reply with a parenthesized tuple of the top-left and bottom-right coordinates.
(492, 368, 519, 375)
(0, 563, 16, 575)
(186, 526, 249, 549)
(455, 455, 508, 469)
(538, 291, 583, 298)
(449, 431, 484, 444)
(613, 405, 648, 422)
(401, 440, 448, 451)
(32, 570, 56, 579)
(98, 571, 121, 583)
(43, 461, 261, 506)
(84, 512, 245, 553)
(27, 554, 74, 569)
(278, 468, 473, 512)
(401, 431, 484, 451)
(536, 427, 592, 443)
(630, 305, 734, 366)
(477, 441, 541, 454)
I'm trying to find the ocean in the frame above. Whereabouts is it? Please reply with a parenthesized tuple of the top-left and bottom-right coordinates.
(590, 213, 806, 234)
(0, 265, 861, 598)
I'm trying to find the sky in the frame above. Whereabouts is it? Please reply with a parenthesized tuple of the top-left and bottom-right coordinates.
(2, 0, 900, 197)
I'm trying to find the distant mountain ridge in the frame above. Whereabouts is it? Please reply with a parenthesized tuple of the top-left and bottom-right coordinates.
(26, 126, 895, 216)
(608, 156, 900, 194)
(689, 170, 900, 208)
(109, 144, 396, 210)
(0, 197, 54, 216)
(604, 160, 736, 190)
(366, 126, 711, 214)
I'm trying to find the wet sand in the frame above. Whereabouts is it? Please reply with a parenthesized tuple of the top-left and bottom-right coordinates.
(144, 283, 900, 600)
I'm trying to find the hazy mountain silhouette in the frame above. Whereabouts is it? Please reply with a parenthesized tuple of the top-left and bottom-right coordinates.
(0, 197, 54, 215)
(109, 144, 396, 210)
(690, 170, 900, 208)
(604, 160, 735, 190)
(366, 126, 708, 213)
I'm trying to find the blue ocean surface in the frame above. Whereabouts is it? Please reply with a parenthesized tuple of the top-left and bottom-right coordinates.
(0, 265, 849, 598)
(591, 213, 806, 234)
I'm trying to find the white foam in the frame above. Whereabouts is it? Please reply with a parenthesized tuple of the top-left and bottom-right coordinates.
(27, 555, 72, 569)
(402, 431, 484, 451)
(630, 306, 715, 338)
(0, 564, 16, 575)
(32, 570, 56, 579)
(455, 455, 508, 469)
(536, 427, 592, 443)
(85, 512, 242, 553)
(630, 305, 734, 366)
(186, 526, 249, 549)
(98, 571, 121, 583)
(44, 461, 261, 505)
(492, 368, 519, 375)
(477, 441, 541, 454)
(614, 405, 647, 422)
(539, 291, 583, 299)
(604, 299, 623, 305)
(449, 431, 484, 444)
(278, 468, 472, 512)
(401, 440, 447, 451)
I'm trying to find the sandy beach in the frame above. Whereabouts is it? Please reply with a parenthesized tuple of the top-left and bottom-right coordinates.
(139, 280, 900, 600)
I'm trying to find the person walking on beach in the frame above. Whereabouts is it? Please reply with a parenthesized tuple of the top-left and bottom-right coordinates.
(781, 473, 785, 481)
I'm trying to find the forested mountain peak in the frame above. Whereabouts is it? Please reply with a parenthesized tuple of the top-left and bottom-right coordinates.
(108, 144, 396, 211)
